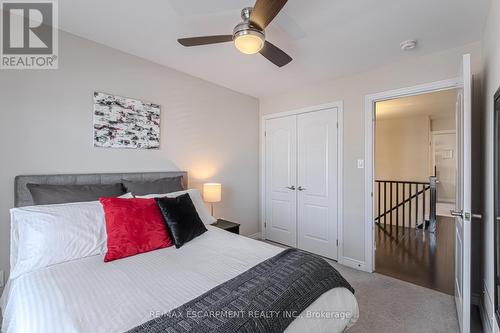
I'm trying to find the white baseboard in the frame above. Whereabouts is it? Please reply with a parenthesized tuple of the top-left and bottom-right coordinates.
(246, 232, 262, 240)
(339, 257, 368, 272)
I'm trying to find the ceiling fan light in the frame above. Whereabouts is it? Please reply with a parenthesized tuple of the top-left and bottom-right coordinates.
(234, 30, 264, 55)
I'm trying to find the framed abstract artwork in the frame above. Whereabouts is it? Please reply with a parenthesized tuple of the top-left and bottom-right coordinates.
(93, 92, 160, 149)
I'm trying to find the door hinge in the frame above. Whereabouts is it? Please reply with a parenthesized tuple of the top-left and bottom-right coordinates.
(264, 131, 266, 137)
(336, 122, 338, 129)
(336, 239, 339, 247)
(264, 222, 267, 228)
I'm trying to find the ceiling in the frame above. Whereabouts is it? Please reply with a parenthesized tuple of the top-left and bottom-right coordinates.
(376, 89, 457, 120)
(57, 0, 490, 98)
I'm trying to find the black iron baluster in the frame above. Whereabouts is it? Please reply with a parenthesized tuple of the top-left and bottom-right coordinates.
(402, 183, 406, 229)
(378, 181, 381, 224)
(409, 184, 412, 228)
(390, 182, 393, 234)
(384, 182, 387, 227)
(396, 182, 399, 233)
(374, 180, 432, 232)
(415, 184, 419, 230)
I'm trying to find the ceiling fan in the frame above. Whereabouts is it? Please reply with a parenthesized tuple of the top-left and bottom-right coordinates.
(177, 0, 292, 67)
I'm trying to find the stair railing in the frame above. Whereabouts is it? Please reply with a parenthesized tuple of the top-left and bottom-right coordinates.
(375, 176, 437, 233)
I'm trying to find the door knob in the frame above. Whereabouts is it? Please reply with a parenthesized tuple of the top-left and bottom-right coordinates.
(297, 186, 306, 191)
(450, 210, 482, 220)
(286, 186, 296, 190)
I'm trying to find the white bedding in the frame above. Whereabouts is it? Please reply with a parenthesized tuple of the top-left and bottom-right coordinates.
(1, 227, 358, 333)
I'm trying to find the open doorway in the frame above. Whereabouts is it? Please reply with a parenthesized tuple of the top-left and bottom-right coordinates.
(374, 89, 458, 295)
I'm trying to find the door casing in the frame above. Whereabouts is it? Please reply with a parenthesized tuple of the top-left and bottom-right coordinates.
(364, 78, 463, 273)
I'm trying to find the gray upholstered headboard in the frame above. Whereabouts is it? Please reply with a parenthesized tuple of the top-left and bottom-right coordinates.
(14, 171, 188, 207)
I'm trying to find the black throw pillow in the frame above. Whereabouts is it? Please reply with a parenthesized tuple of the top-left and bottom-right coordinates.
(27, 183, 125, 205)
(155, 194, 207, 248)
(122, 176, 184, 196)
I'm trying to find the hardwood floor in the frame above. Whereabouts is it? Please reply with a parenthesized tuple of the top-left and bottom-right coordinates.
(375, 216, 455, 295)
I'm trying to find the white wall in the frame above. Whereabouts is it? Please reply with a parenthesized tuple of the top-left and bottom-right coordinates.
(481, 0, 500, 330)
(374, 116, 432, 229)
(260, 42, 482, 269)
(431, 115, 455, 131)
(375, 115, 431, 183)
(0, 31, 260, 282)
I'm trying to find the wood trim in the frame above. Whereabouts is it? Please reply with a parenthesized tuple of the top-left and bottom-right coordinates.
(337, 102, 345, 264)
(261, 101, 344, 121)
(246, 232, 262, 240)
(432, 130, 456, 135)
(341, 256, 367, 271)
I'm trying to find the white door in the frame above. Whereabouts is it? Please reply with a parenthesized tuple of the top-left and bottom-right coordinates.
(265, 116, 297, 246)
(297, 108, 339, 259)
(432, 132, 457, 204)
(452, 54, 472, 333)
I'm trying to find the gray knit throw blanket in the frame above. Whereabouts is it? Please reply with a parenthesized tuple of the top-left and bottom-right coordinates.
(127, 248, 354, 333)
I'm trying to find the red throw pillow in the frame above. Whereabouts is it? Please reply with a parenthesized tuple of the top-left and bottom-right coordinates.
(99, 197, 173, 262)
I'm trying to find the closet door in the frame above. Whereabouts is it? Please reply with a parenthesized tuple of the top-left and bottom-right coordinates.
(297, 108, 338, 259)
(265, 116, 297, 246)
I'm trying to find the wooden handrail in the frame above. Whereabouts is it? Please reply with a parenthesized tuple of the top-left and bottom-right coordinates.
(375, 179, 430, 185)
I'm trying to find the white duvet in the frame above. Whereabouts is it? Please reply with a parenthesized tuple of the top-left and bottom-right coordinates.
(1, 227, 358, 333)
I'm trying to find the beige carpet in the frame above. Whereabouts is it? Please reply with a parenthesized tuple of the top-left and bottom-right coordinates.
(329, 261, 460, 333)
(261, 240, 460, 332)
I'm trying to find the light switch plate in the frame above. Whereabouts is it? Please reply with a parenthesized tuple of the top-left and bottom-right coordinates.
(357, 159, 364, 169)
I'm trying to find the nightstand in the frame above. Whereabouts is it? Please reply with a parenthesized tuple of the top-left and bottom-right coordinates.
(211, 219, 240, 234)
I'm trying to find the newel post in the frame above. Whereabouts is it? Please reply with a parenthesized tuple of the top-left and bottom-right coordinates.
(429, 176, 437, 233)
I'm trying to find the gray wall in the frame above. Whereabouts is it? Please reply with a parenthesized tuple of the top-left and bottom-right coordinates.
(260, 41, 482, 270)
(0, 31, 260, 281)
(481, 0, 500, 330)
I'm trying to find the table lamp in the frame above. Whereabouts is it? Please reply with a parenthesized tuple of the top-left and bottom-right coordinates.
(203, 183, 221, 217)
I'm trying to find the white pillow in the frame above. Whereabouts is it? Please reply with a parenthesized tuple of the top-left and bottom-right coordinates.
(9, 192, 135, 279)
(136, 189, 217, 225)
(10, 201, 109, 279)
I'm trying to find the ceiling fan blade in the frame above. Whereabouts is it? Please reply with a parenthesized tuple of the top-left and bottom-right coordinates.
(250, 0, 288, 30)
(259, 41, 292, 67)
(178, 35, 233, 47)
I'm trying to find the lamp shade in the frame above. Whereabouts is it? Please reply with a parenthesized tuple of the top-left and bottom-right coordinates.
(203, 183, 221, 203)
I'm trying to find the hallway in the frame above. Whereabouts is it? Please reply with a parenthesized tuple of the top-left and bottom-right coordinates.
(375, 216, 455, 295)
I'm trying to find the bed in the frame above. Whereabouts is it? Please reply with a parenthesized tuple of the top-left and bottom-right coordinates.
(1, 172, 358, 333)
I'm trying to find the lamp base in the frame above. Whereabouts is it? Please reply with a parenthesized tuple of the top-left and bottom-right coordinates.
(210, 203, 217, 222)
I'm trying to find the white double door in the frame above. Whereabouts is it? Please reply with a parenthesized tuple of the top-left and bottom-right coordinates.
(264, 108, 339, 260)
